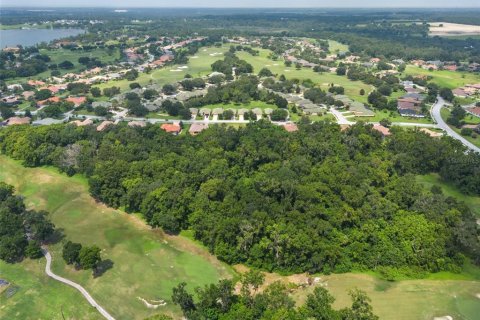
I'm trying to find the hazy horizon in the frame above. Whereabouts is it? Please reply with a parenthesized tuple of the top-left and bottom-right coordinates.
(2, 0, 480, 8)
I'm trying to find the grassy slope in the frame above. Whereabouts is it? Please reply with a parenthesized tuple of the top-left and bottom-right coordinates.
(0, 156, 233, 320)
(403, 65, 480, 89)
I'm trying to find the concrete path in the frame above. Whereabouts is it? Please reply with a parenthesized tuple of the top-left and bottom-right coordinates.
(431, 97, 480, 153)
(42, 247, 116, 320)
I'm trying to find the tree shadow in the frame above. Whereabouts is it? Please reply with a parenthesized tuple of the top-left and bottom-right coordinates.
(45, 228, 65, 245)
(93, 259, 114, 278)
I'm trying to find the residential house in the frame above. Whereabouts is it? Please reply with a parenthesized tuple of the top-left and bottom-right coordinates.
(161, 123, 182, 135)
(6, 117, 30, 126)
(372, 124, 391, 137)
(283, 123, 298, 132)
(189, 123, 208, 135)
(96, 120, 114, 132)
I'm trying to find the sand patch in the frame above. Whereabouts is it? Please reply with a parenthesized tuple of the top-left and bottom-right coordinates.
(34, 173, 55, 184)
(137, 297, 166, 309)
(430, 22, 480, 36)
(433, 316, 452, 320)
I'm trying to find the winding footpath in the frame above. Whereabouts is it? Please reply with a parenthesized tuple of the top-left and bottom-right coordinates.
(41, 247, 116, 320)
(431, 96, 480, 153)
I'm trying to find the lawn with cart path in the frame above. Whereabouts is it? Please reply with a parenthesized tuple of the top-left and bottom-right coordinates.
(0, 155, 233, 320)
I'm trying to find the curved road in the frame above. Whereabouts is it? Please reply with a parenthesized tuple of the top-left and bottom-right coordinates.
(42, 248, 116, 320)
(431, 97, 480, 153)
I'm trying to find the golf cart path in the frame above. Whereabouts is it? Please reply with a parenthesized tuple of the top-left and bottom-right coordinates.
(42, 247, 115, 320)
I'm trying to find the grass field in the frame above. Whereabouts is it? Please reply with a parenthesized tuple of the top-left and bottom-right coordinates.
(327, 40, 349, 53)
(292, 273, 480, 320)
(7, 47, 121, 83)
(353, 108, 434, 124)
(0, 155, 233, 320)
(416, 173, 480, 218)
(94, 46, 230, 91)
(235, 48, 373, 103)
(0, 258, 102, 320)
(403, 65, 480, 89)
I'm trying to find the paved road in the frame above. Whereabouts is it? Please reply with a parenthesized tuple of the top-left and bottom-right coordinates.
(431, 97, 480, 153)
(42, 247, 116, 320)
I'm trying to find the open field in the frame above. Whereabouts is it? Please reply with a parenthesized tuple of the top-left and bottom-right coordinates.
(429, 22, 480, 37)
(293, 273, 480, 320)
(7, 47, 121, 83)
(416, 173, 480, 217)
(235, 48, 373, 103)
(232, 263, 480, 320)
(0, 258, 102, 319)
(94, 45, 230, 91)
(328, 39, 349, 53)
(402, 65, 480, 89)
(0, 155, 233, 320)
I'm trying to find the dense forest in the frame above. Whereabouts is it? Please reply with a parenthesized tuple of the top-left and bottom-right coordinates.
(0, 121, 479, 276)
(0, 182, 55, 262)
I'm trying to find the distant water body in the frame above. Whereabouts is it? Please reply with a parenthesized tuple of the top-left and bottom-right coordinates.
(0, 28, 85, 47)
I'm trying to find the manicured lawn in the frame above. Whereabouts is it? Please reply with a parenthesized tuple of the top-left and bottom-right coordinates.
(0, 156, 233, 320)
(291, 272, 480, 320)
(402, 65, 480, 89)
(353, 108, 434, 124)
(235, 48, 373, 103)
(0, 258, 102, 320)
(416, 173, 480, 217)
(203, 100, 275, 110)
(7, 47, 121, 83)
(328, 39, 349, 53)
(94, 45, 230, 91)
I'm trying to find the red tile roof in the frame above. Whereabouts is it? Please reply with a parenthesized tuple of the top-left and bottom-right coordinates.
(283, 123, 298, 132)
(161, 123, 181, 133)
(66, 96, 87, 106)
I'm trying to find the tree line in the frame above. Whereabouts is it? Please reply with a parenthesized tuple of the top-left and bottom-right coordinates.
(0, 121, 478, 277)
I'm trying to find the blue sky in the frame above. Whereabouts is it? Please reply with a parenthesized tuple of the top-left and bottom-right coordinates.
(2, 0, 480, 7)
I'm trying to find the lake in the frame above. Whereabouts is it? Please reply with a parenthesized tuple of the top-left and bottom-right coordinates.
(0, 28, 85, 47)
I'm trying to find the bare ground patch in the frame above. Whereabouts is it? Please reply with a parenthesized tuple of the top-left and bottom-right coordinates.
(429, 22, 480, 37)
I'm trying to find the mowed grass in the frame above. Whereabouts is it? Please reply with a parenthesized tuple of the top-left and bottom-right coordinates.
(403, 65, 480, 89)
(235, 48, 373, 103)
(416, 173, 480, 217)
(94, 46, 230, 91)
(0, 258, 102, 320)
(328, 39, 349, 53)
(352, 108, 434, 124)
(0, 155, 233, 320)
(291, 273, 480, 320)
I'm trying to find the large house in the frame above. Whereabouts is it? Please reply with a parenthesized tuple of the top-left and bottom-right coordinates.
(397, 94, 425, 117)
